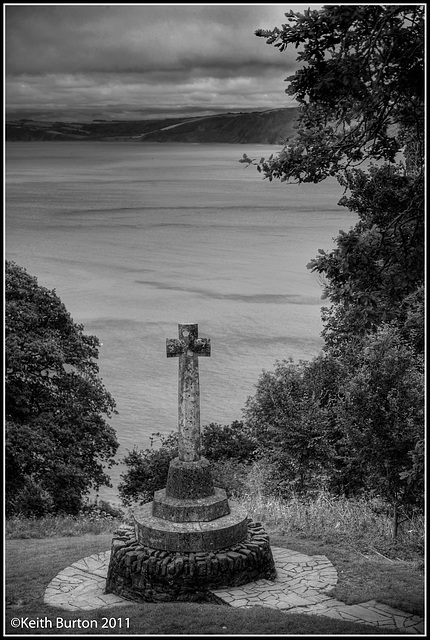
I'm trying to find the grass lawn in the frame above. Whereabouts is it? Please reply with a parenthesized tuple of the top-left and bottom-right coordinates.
(270, 533, 425, 617)
(5, 531, 422, 635)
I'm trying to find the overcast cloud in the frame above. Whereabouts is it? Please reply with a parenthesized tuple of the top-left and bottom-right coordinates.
(5, 3, 321, 121)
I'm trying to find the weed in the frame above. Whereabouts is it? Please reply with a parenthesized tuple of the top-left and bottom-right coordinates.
(6, 503, 133, 539)
(236, 463, 424, 561)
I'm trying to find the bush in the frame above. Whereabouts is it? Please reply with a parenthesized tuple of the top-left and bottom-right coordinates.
(201, 421, 257, 463)
(243, 358, 339, 497)
(118, 432, 178, 505)
(118, 422, 257, 505)
(209, 459, 251, 498)
(242, 327, 424, 520)
(7, 476, 55, 518)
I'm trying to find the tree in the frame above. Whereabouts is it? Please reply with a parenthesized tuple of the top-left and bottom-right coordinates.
(5, 261, 119, 515)
(310, 164, 424, 353)
(335, 325, 424, 531)
(242, 335, 424, 518)
(235, 6, 424, 521)
(243, 358, 337, 496)
(240, 5, 424, 354)
(247, 5, 424, 183)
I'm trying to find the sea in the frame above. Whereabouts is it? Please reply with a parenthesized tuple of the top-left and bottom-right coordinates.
(5, 141, 357, 503)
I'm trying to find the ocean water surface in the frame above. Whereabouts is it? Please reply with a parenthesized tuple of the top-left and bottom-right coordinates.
(6, 141, 357, 501)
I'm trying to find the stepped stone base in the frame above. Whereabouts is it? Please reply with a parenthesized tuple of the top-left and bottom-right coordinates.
(134, 499, 248, 552)
(152, 486, 230, 522)
(105, 521, 277, 603)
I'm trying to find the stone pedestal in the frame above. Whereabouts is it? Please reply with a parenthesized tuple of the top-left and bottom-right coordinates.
(106, 455, 277, 602)
(131, 456, 249, 553)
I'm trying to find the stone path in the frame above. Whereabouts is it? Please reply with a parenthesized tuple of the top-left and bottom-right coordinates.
(44, 547, 424, 634)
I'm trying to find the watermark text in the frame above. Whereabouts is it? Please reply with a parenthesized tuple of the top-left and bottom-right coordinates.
(10, 616, 130, 630)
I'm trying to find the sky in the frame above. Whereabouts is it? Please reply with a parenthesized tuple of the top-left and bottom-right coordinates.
(5, 3, 322, 122)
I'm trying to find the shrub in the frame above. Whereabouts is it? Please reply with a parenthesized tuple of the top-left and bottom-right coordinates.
(201, 421, 257, 463)
(243, 358, 339, 497)
(118, 422, 257, 505)
(209, 459, 251, 498)
(118, 432, 178, 505)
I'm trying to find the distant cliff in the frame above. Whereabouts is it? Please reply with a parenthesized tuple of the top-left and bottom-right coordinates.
(6, 108, 298, 144)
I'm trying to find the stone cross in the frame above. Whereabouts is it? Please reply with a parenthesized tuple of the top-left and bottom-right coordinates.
(166, 323, 210, 462)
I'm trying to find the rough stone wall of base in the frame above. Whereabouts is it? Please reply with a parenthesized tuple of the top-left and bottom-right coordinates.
(106, 521, 276, 603)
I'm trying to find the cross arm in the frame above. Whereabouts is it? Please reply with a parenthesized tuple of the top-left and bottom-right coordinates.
(193, 338, 211, 356)
(166, 338, 183, 358)
(166, 337, 211, 357)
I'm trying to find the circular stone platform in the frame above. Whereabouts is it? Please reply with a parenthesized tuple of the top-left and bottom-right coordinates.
(105, 521, 276, 602)
(134, 500, 248, 552)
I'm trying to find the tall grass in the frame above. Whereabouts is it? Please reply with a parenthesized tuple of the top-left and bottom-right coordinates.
(5, 513, 123, 538)
(6, 501, 133, 539)
(235, 463, 424, 561)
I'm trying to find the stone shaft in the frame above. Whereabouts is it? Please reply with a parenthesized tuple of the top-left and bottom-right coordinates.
(166, 323, 210, 462)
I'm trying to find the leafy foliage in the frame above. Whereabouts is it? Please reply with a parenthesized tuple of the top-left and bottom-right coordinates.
(118, 431, 179, 505)
(308, 164, 424, 353)
(242, 329, 424, 516)
(118, 422, 257, 505)
(201, 420, 257, 463)
(5, 261, 119, 516)
(247, 5, 424, 183)
(243, 358, 336, 495)
(335, 325, 424, 510)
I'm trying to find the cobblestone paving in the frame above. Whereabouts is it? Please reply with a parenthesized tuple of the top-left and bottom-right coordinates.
(213, 548, 424, 634)
(44, 547, 424, 634)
